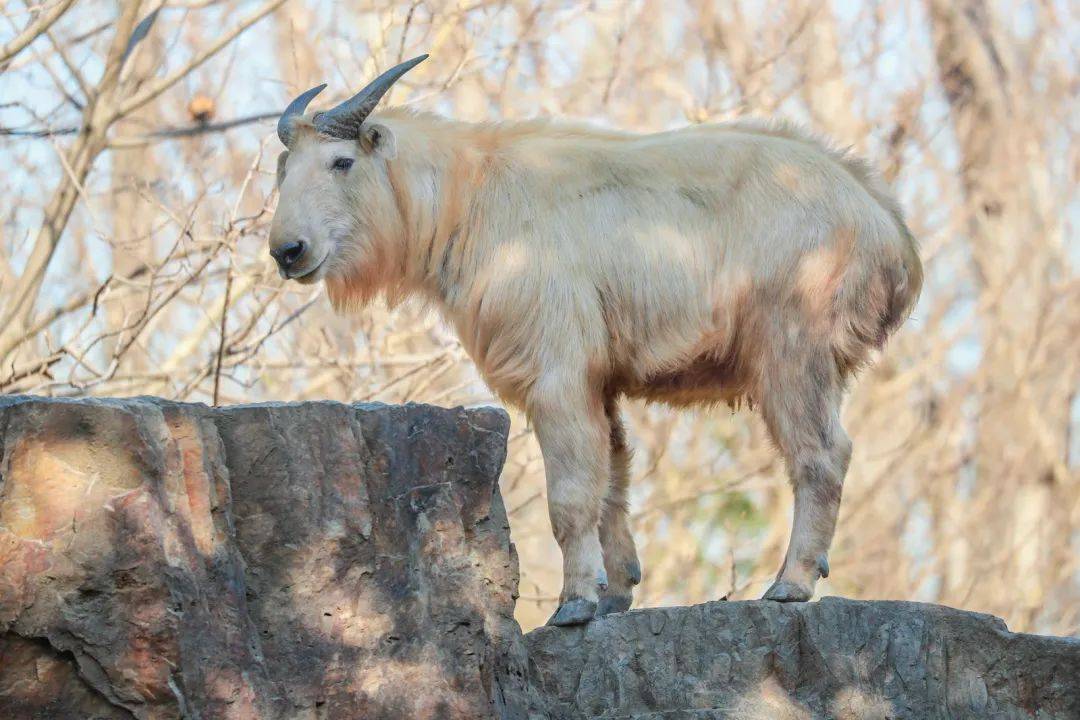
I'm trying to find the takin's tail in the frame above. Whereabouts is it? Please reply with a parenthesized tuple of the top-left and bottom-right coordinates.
(833, 182, 923, 378)
(884, 218, 923, 336)
(838, 138, 923, 339)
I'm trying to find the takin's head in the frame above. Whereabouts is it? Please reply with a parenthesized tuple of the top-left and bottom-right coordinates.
(268, 55, 427, 288)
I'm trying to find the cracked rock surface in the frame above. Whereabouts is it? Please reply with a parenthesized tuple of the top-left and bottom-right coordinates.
(0, 396, 542, 719)
(2, 396, 1078, 719)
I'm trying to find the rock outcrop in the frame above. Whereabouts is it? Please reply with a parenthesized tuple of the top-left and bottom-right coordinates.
(2, 396, 1078, 719)
(0, 396, 542, 719)
(528, 597, 1080, 719)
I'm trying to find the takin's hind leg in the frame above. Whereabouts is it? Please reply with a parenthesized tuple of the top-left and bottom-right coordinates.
(596, 397, 641, 617)
(529, 376, 611, 626)
(759, 350, 852, 602)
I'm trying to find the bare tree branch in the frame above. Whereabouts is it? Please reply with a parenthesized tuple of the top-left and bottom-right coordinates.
(0, 0, 77, 68)
(116, 0, 287, 119)
(2, 110, 280, 140)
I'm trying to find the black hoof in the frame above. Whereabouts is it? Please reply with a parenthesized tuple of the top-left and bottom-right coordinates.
(762, 580, 812, 602)
(546, 598, 597, 626)
(596, 594, 632, 617)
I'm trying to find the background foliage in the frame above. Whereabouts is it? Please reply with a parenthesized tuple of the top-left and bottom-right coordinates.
(2, 0, 1077, 633)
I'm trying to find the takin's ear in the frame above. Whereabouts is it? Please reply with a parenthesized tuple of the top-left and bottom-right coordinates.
(275, 150, 289, 188)
(360, 123, 396, 159)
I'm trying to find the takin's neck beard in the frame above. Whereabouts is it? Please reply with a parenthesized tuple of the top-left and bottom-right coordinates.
(324, 230, 412, 313)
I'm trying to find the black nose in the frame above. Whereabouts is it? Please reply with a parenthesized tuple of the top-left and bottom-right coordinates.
(271, 240, 306, 271)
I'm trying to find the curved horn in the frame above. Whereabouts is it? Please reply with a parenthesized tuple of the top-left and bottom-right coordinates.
(277, 84, 326, 147)
(315, 54, 428, 139)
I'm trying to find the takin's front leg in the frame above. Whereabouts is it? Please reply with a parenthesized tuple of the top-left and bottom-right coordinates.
(596, 397, 641, 617)
(529, 378, 610, 626)
(760, 351, 852, 602)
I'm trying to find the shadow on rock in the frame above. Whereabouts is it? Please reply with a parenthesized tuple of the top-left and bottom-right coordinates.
(0, 397, 541, 720)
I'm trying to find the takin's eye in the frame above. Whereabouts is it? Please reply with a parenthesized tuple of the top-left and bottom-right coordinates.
(331, 157, 354, 172)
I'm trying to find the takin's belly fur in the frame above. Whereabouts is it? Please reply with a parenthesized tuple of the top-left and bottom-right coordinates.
(622, 345, 752, 409)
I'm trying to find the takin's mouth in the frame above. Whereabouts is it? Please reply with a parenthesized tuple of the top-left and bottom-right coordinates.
(287, 252, 330, 284)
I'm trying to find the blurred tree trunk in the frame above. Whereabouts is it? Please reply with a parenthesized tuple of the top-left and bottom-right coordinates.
(927, 0, 1074, 624)
(0, 2, 147, 364)
(106, 23, 161, 370)
(796, 3, 863, 148)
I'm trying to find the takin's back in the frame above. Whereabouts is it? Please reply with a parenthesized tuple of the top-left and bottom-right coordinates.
(446, 117, 922, 406)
